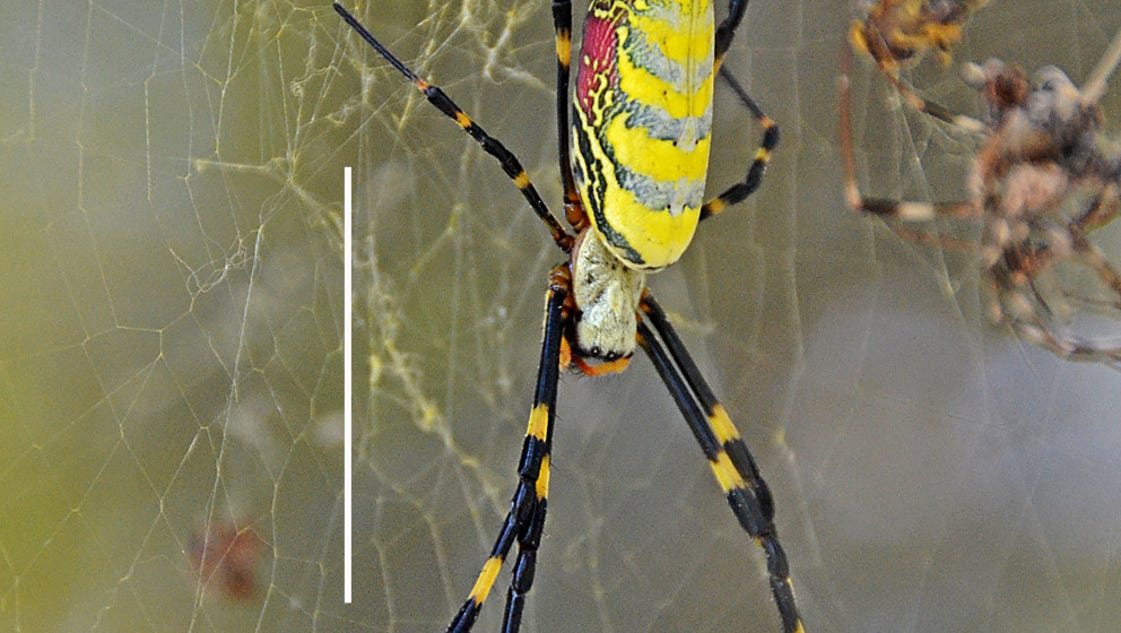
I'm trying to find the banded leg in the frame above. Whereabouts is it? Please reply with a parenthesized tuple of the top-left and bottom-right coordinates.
(698, 0, 781, 220)
(699, 66, 780, 220)
(446, 269, 568, 633)
(991, 232, 1121, 364)
(847, 0, 987, 132)
(837, 50, 977, 232)
(714, 0, 750, 69)
(637, 294, 804, 633)
(854, 48, 981, 131)
(552, 0, 584, 230)
(333, 3, 574, 253)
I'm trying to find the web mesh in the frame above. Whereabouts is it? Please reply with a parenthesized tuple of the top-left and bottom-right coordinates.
(3, 1, 1121, 632)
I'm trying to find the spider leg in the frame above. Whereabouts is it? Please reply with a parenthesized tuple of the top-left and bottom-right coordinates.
(700, 0, 779, 221)
(699, 66, 781, 220)
(333, 3, 574, 253)
(837, 52, 981, 246)
(847, 2, 985, 132)
(1001, 296, 1121, 365)
(445, 269, 568, 633)
(1080, 19, 1121, 105)
(1071, 187, 1121, 234)
(636, 293, 805, 633)
(714, 0, 751, 70)
(551, 0, 586, 233)
(1071, 231, 1121, 298)
(994, 231, 1121, 365)
(859, 48, 982, 132)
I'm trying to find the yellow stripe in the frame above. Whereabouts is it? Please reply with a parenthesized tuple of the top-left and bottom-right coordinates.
(454, 111, 472, 129)
(526, 403, 549, 441)
(709, 404, 740, 445)
(709, 450, 745, 493)
(615, 30, 714, 119)
(556, 31, 571, 66)
(536, 454, 551, 500)
(623, 3, 714, 105)
(597, 187, 700, 267)
(606, 116, 710, 182)
(468, 556, 502, 604)
(513, 170, 531, 190)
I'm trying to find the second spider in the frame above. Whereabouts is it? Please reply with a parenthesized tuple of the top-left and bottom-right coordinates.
(842, 16, 1121, 363)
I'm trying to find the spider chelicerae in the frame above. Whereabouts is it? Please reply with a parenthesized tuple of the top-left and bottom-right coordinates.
(335, 1, 804, 633)
(842, 7, 1121, 364)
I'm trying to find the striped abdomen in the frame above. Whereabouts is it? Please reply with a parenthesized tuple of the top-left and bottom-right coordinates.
(572, 0, 715, 270)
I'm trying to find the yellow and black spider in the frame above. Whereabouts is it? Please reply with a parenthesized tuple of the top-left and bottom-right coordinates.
(335, 2, 801, 632)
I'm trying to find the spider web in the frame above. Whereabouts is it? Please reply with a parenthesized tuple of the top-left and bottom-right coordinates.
(3, 1, 1121, 632)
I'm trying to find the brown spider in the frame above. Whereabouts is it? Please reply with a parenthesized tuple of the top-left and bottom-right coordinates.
(851, 0, 989, 72)
(840, 26, 1121, 363)
(850, 0, 991, 129)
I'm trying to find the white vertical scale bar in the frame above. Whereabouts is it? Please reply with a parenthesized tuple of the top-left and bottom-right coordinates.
(344, 166, 353, 604)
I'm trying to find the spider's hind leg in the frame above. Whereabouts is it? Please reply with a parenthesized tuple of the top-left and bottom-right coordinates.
(333, 3, 575, 253)
(699, 66, 781, 221)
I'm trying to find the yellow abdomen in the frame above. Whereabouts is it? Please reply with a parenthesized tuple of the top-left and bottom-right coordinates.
(572, 0, 715, 270)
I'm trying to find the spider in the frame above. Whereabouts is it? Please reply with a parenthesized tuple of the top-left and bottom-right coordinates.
(841, 20, 1121, 363)
(849, 0, 991, 130)
(334, 2, 803, 632)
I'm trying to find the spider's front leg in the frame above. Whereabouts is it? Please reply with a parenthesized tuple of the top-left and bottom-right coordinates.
(445, 267, 570, 633)
(637, 294, 805, 633)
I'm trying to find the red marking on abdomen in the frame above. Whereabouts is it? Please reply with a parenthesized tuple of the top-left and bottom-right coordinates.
(576, 13, 620, 116)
